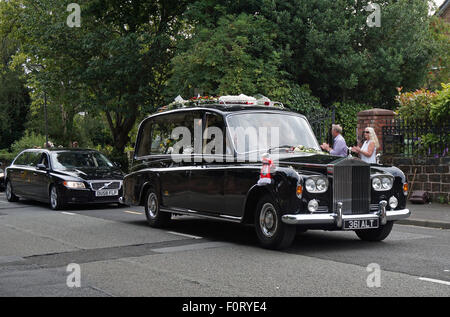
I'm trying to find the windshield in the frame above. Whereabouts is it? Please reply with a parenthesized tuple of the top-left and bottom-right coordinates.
(50, 151, 114, 170)
(226, 112, 319, 154)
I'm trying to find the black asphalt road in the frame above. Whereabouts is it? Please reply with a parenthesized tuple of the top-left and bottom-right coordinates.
(0, 193, 449, 296)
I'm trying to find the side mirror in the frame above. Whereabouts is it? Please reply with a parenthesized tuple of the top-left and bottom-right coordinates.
(37, 164, 48, 171)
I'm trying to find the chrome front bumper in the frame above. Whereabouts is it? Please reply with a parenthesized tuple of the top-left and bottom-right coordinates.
(281, 201, 410, 227)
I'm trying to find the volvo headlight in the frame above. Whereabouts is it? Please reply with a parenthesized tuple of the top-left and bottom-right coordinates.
(63, 181, 86, 189)
(372, 175, 393, 191)
(305, 176, 328, 193)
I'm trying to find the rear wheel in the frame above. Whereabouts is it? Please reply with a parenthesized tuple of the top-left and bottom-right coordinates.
(144, 189, 171, 228)
(49, 185, 65, 210)
(254, 195, 296, 250)
(6, 180, 19, 202)
(355, 221, 394, 242)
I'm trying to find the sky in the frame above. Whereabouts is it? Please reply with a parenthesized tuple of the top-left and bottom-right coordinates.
(431, 0, 446, 13)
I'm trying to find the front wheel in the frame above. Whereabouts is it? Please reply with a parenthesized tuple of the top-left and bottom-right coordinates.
(6, 180, 19, 202)
(355, 221, 394, 242)
(254, 195, 296, 250)
(49, 185, 65, 210)
(144, 189, 171, 228)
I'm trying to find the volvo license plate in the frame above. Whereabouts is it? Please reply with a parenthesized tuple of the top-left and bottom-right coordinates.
(95, 189, 118, 197)
(344, 219, 379, 230)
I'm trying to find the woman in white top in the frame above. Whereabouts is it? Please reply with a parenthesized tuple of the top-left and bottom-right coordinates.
(351, 127, 379, 164)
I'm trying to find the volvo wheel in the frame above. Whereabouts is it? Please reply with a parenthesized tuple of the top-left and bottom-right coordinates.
(255, 195, 296, 250)
(49, 185, 65, 210)
(144, 189, 171, 228)
(355, 221, 394, 242)
(6, 180, 19, 202)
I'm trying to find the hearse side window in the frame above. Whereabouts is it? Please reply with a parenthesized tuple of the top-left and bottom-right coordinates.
(136, 121, 152, 157)
(149, 112, 198, 155)
(203, 112, 227, 155)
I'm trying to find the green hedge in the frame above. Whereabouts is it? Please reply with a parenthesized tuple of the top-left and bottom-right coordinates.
(0, 132, 47, 163)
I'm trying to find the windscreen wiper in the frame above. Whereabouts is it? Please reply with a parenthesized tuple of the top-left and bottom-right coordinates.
(267, 145, 294, 153)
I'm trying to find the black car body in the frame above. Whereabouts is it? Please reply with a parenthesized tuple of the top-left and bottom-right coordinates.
(123, 100, 410, 249)
(5, 149, 124, 209)
(0, 167, 5, 191)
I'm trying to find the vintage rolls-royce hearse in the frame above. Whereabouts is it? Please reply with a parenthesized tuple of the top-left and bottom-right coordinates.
(122, 96, 410, 249)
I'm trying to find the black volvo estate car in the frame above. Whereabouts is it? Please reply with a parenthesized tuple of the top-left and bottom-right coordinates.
(122, 97, 410, 249)
(5, 148, 124, 210)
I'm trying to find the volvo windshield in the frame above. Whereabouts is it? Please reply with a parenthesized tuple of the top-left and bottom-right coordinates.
(50, 151, 114, 170)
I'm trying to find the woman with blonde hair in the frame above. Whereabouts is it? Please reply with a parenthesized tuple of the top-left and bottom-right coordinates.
(351, 127, 379, 164)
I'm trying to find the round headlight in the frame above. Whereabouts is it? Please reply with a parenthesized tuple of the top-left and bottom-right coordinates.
(305, 179, 316, 192)
(308, 199, 319, 213)
(389, 196, 398, 209)
(372, 177, 381, 190)
(382, 177, 393, 190)
(316, 178, 327, 192)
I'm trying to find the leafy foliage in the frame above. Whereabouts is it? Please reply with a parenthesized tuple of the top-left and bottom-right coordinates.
(0, 132, 46, 162)
(430, 83, 450, 124)
(281, 85, 327, 118)
(0, 34, 30, 150)
(426, 18, 450, 90)
(395, 88, 437, 123)
(2, 0, 189, 158)
(166, 13, 289, 99)
(334, 102, 371, 146)
(260, 0, 435, 107)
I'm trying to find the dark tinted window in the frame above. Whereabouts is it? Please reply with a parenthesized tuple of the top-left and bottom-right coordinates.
(203, 112, 227, 155)
(50, 151, 114, 170)
(136, 111, 201, 157)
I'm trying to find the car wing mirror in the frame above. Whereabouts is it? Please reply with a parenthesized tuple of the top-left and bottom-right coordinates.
(37, 164, 48, 171)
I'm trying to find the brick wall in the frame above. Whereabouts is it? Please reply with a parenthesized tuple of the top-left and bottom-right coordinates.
(381, 156, 450, 203)
(357, 108, 396, 152)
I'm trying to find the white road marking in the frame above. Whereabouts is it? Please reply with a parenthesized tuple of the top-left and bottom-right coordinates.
(167, 231, 203, 240)
(0, 200, 8, 204)
(61, 212, 76, 216)
(123, 210, 144, 215)
(418, 277, 450, 286)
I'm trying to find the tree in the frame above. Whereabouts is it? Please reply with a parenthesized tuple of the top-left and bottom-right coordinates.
(261, 0, 436, 107)
(166, 13, 289, 99)
(0, 34, 30, 150)
(426, 17, 450, 90)
(2, 0, 189, 164)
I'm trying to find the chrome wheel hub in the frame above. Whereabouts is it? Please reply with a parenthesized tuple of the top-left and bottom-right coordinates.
(260, 203, 278, 238)
(147, 193, 158, 218)
(6, 182, 11, 200)
(51, 188, 57, 208)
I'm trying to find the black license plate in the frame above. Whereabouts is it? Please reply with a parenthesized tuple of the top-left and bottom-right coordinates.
(344, 219, 379, 230)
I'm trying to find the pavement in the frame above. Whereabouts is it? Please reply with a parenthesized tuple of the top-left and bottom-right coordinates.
(0, 192, 449, 297)
(400, 202, 450, 229)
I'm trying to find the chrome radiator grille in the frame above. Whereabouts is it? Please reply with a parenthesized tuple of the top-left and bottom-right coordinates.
(333, 161, 370, 215)
(90, 181, 122, 191)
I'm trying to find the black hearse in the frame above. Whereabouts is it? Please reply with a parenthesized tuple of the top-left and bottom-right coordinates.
(5, 148, 124, 210)
(122, 96, 410, 249)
